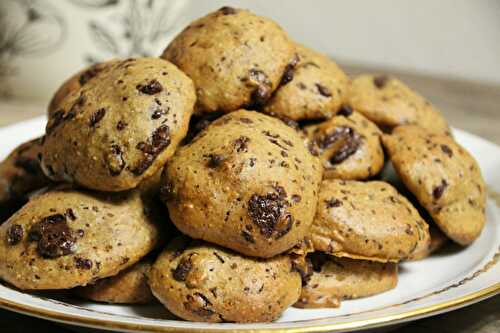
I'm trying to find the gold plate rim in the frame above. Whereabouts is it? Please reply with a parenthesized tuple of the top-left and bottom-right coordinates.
(0, 283, 498, 333)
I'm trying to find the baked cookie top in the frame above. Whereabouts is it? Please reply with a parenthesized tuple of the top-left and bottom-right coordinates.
(382, 125, 486, 245)
(162, 7, 295, 113)
(41, 57, 196, 192)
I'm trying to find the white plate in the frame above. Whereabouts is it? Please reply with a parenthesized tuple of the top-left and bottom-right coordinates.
(0, 116, 499, 333)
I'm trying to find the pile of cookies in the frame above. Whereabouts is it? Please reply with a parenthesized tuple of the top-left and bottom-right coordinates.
(0, 7, 486, 323)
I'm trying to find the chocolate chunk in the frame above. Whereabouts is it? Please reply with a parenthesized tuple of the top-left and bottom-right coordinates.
(6, 224, 23, 245)
(249, 85, 270, 109)
(65, 208, 76, 221)
(316, 83, 332, 97)
(206, 154, 224, 168)
(440, 144, 453, 157)
(79, 65, 101, 85)
(280, 54, 300, 86)
(131, 125, 171, 175)
(234, 136, 250, 153)
(107, 144, 126, 176)
(316, 126, 361, 164)
(241, 230, 255, 243)
(337, 105, 353, 117)
(433, 179, 448, 200)
(136, 79, 163, 95)
(116, 120, 127, 131)
(172, 256, 193, 281)
(184, 293, 215, 318)
(89, 108, 106, 127)
(373, 75, 389, 89)
(28, 214, 76, 258)
(325, 198, 343, 208)
(74, 257, 93, 269)
(219, 6, 237, 15)
(248, 189, 289, 238)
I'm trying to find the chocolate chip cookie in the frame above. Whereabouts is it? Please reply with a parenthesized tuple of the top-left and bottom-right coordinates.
(304, 109, 384, 180)
(74, 259, 154, 304)
(347, 74, 450, 134)
(162, 110, 322, 258)
(0, 137, 50, 222)
(382, 125, 486, 245)
(41, 57, 196, 192)
(263, 43, 349, 121)
(149, 236, 301, 323)
(162, 7, 295, 113)
(295, 253, 397, 308)
(48, 60, 119, 118)
(311, 179, 430, 262)
(0, 188, 161, 290)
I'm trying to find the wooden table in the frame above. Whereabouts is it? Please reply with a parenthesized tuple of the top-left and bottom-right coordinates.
(0, 65, 499, 332)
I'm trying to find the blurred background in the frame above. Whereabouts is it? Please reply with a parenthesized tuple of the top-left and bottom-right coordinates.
(0, 0, 499, 139)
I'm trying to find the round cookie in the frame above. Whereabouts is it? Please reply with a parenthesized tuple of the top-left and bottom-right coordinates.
(41, 57, 196, 192)
(295, 253, 397, 308)
(346, 74, 450, 134)
(263, 43, 349, 121)
(311, 179, 430, 262)
(382, 125, 486, 245)
(74, 259, 154, 304)
(162, 110, 322, 258)
(409, 224, 448, 261)
(162, 7, 295, 113)
(149, 236, 301, 323)
(48, 60, 119, 118)
(304, 109, 384, 180)
(0, 188, 161, 290)
(0, 137, 50, 222)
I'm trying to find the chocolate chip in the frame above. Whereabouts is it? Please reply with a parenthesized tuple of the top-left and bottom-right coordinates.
(325, 198, 343, 208)
(316, 126, 361, 164)
(219, 6, 237, 15)
(184, 293, 215, 318)
(373, 75, 389, 89)
(213, 252, 225, 263)
(136, 79, 163, 95)
(316, 83, 332, 97)
(74, 257, 92, 269)
(65, 208, 76, 221)
(249, 85, 270, 109)
(6, 224, 23, 245)
(28, 214, 76, 258)
(172, 256, 192, 281)
(206, 154, 224, 168)
(291, 194, 301, 203)
(241, 230, 255, 243)
(441, 144, 453, 157)
(280, 53, 300, 86)
(433, 179, 448, 200)
(46, 110, 65, 135)
(79, 65, 102, 85)
(131, 125, 171, 175)
(248, 189, 289, 238)
(234, 136, 250, 153)
(89, 108, 106, 127)
(337, 105, 353, 117)
(107, 144, 126, 176)
(116, 120, 127, 131)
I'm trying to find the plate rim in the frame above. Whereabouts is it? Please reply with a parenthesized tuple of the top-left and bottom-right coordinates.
(0, 116, 499, 332)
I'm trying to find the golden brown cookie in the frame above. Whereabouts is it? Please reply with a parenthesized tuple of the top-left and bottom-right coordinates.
(162, 110, 322, 258)
(41, 57, 196, 192)
(347, 74, 450, 134)
(382, 125, 486, 245)
(149, 236, 301, 323)
(295, 253, 398, 308)
(409, 224, 448, 260)
(263, 44, 349, 121)
(162, 7, 295, 113)
(311, 179, 430, 262)
(0, 137, 50, 222)
(74, 259, 154, 304)
(0, 188, 161, 290)
(304, 110, 384, 180)
(48, 60, 119, 118)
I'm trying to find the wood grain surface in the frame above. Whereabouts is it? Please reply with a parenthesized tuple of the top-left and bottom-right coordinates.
(0, 64, 498, 332)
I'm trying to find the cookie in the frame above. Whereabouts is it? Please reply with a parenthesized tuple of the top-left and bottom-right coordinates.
(347, 74, 450, 134)
(382, 125, 486, 245)
(295, 253, 397, 308)
(409, 224, 448, 260)
(162, 110, 322, 258)
(0, 137, 50, 222)
(263, 43, 349, 121)
(74, 259, 154, 304)
(162, 7, 295, 113)
(148, 236, 301, 323)
(304, 110, 384, 180)
(48, 60, 118, 118)
(41, 57, 196, 192)
(311, 179, 430, 262)
(0, 188, 161, 290)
